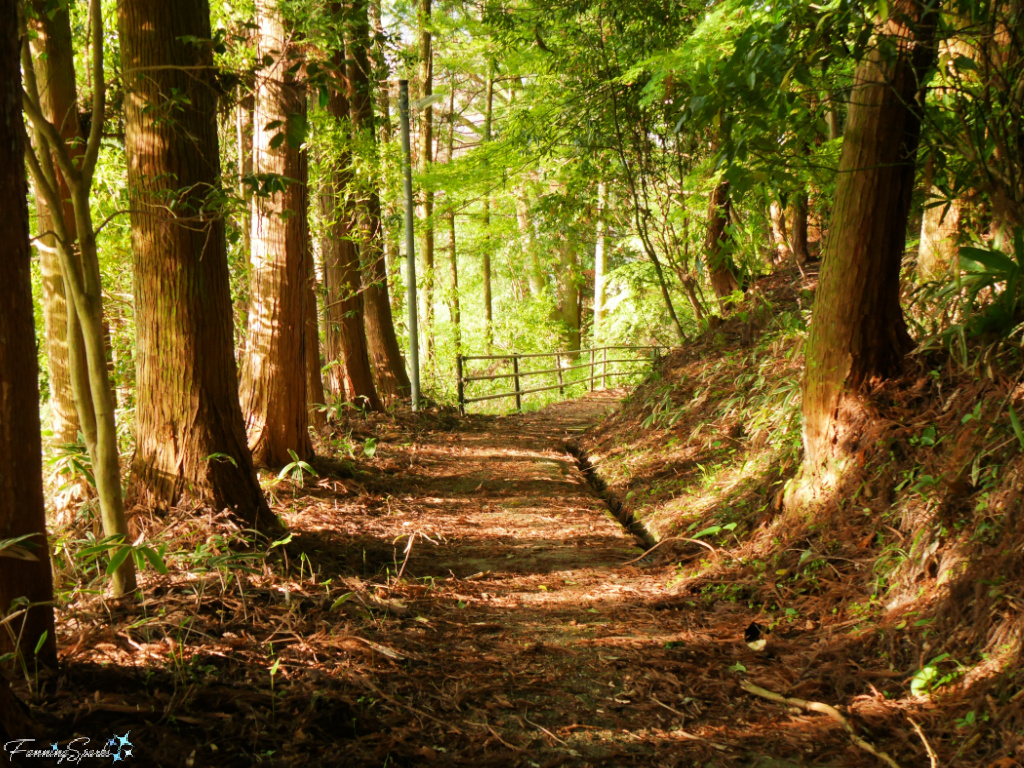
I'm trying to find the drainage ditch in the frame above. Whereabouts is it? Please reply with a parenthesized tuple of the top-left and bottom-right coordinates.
(564, 440, 657, 551)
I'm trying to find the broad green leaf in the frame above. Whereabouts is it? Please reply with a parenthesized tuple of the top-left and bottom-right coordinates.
(1009, 406, 1024, 451)
(106, 545, 133, 577)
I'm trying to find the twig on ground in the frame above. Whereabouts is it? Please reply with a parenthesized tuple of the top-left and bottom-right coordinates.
(740, 680, 902, 768)
(524, 716, 569, 746)
(396, 532, 417, 582)
(622, 536, 717, 565)
(651, 696, 688, 720)
(334, 634, 409, 660)
(909, 718, 938, 768)
(468, 722, 527, 752)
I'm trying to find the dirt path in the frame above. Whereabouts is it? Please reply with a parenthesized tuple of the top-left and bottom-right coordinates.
(38, 393, 826, 767)
(312, 394, 802, 767)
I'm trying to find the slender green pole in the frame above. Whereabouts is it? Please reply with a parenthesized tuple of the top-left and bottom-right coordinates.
(399, 80, 420, 410)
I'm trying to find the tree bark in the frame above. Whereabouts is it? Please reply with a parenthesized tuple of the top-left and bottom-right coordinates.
(240, 0, 313, 466)
(593, 182, 609, 345)
(481, 64, 495, 349)
(347, 0, 410, 401)
(369, 2, 402, 316)
(770, 200, 791, 265)
(0, 3, 57, 664)
(445, 78, 461, 353)
(918, 189, 961, 279)
(119, 0, 275, 526)
(555, 239, 582, 353)
(118, 3, 252, 502)
(704, 180, 740, 299)
(27, 1, 83, 449)
(515, 186, 546, 296)
(791, 192, 811, 265)
(237, 85, 254, 277)
(417, 0, 435, 363)
(801, 1, 938, 475)
(305, 247, 328, 432)
(318, 52, 382, 412)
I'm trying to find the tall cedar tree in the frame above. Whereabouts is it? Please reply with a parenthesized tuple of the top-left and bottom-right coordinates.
(241, 0, 314, 466)
(802, 1, 939, 474)
(480, 65, 495, 348)
(417, 0, 435, 361)
(119, 0, 276, 526)
(27, 0, 83, 448)
(349, 0, 411, 400)
(0, 0, 57, 665)
(321, 33, 384, 411)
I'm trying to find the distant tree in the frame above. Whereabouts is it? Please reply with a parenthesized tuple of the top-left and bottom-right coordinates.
(444, 77, 462, 354)
(118, 0, 277, 528)
(0, 0, 57, 665)
(240, 0, 314, 466)
(348, 0, 411, 401)
(318, 36, 383, 411)
(480, 64, 496, 349)
(801, 1, 939, 477)
(417, 0, 436, 363)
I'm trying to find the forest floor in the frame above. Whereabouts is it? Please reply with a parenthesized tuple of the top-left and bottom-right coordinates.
(13, 387, 952, 768)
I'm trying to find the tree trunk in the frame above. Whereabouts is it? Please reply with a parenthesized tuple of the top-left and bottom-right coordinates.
(555, 240, 582, 353)
(791, 192, 811, 265)
(347, 0, 410, 402)
(305, 249, 328, 433)
(592, 182, 608, 346)
(318, 50, 382, 412)
(240, 0, 312, 467)
(445, 78, 461, 353)
(801, 1, 938, 476)
(770, 200, 791, 265)
(369, 2, 402, 316)
(27, 1, 82, 449)
(704, 180, 740, 299)
(23, 0, 137, 596)
(321, 208, 382, 409)
(119, 0, 275, 527)
(237, 86, 254, 275)
(918, 189, 961, 279)
(515, 187, 546, 295)
(481, 65, 495, 349)
(417, 0, 435, 363)
(0, 6, 57, 664)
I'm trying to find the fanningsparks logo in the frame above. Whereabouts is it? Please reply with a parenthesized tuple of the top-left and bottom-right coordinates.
(4, 732, 133, 763)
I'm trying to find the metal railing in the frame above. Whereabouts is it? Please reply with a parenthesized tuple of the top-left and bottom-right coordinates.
(456, 345, 664, 415)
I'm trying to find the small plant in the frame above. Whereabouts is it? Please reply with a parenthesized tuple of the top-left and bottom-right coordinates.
(278, 449, 318, 488)
(46, 437, 95, 491)
(362, 437, 378, 459)
(909, 653, 963, 696)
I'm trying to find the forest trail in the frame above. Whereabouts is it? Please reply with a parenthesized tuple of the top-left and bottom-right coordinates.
(303, 393, 815, 768)
(41, 393, 835, 768)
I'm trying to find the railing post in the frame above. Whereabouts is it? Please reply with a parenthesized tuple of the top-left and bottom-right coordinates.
(513, 355, 522, 412)
(602, 347, 608, 389)
(556, 353, 564, 398)
(456, 354, 465, 416)
(589, 349, 596, 392)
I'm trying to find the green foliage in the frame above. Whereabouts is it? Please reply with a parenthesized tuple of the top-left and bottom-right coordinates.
(945, 230, 1024, 339)
(278, 449, 319, 488)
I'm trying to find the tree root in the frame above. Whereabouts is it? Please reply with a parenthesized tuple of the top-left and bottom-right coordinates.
(739, 680, 902, 768)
